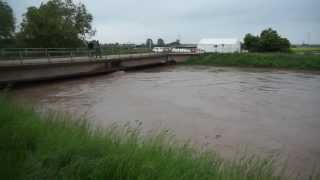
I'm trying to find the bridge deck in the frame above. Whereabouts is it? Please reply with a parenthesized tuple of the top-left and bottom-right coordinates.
(0, 52, 197, 85)
(0, 53, 196, 67)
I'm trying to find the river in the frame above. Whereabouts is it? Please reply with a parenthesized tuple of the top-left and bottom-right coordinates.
(13, 66, 320, 177)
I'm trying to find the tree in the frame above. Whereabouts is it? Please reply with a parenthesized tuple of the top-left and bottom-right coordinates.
(0, 0, 15, 48)
(244, 33, 260, 52)
(279, 37, 290, 52)
(168, 39, 181, 47)
(259, 28, 281, 52)
(157, 38, 165, 47)
(16, 0, 94, 48)
(146, 38, 153, 49)
(243, 28, 290, 52)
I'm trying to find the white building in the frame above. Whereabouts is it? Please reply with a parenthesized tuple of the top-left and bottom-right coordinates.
(152, 47, 192, 53)
(171, 48, 192, 53)
(197, 38, 241, 53)
(152, 47, 171, 53)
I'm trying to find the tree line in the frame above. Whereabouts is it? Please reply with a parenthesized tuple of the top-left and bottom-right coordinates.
(244, 28, 290, 52)
(0, 0, 94, 48)
(145, 38, 180, 49)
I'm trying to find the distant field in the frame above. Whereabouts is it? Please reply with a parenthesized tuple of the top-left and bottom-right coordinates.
(183, 53, 320, 70)
(291, 47, 320, 53)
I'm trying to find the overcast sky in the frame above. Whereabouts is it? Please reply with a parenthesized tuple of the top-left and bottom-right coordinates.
(7, 0, 320, 44)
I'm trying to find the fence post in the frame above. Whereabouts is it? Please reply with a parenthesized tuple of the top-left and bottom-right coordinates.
(47, 51, 51, 63)
(19, 51, 23, 64)
(45, 49, 48, 57)
(70, 51, 73, 62)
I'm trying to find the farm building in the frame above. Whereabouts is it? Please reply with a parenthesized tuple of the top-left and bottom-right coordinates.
(152, 47, 171, 53)
(152, 47, 194, 53)
(197, 38, 241, 53)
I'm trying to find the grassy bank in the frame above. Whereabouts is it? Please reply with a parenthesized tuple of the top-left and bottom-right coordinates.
(0, 97, 317, 180)
(183, 53, 320, 70)
(291, 47, 320, 54)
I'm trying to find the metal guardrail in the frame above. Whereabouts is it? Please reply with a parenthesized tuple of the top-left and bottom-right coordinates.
(0, 48, 154, 61)
(0, 48, 199, 66)
(0, 48, 94, 60)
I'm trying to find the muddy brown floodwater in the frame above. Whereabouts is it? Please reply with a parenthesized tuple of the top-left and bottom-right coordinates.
(13, 66, 320, 178)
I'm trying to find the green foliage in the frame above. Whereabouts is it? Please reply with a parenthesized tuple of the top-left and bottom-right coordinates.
(157, 38, 165, 47)
(291, 47, 320, 54)
(146, 38, 153, 49)
(101, 47, 152, 55)
(244, 34, 260, 52)
(244, 28, 290, 52)
(0, 0, 14, 38)
(0, 0, 15, 48)
(184, 53, 320, 70)
(0, 97, 296, 180)
(16, 0, 94, 48)
(168, 39, 181, 46)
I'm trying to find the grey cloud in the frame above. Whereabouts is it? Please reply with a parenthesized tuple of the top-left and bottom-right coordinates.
(7, 0, 320, 44)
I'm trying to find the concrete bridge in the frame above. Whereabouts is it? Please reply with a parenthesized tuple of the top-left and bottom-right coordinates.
(0, 51, 197, 85)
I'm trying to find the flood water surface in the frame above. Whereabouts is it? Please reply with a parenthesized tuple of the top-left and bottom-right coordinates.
(14, 66, 320, 177)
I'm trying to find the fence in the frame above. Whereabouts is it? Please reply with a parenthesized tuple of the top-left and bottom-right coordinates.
(0, 48, 153, 60)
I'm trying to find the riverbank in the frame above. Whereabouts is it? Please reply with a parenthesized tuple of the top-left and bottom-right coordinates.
(183, 53, 320, 70)
(0, 96, 296, 180)
(291, 47, 320, 54)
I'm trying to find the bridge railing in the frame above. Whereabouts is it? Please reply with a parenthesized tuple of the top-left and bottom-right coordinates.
(0, 48, 94, 60)
(0, 48, 153, 61)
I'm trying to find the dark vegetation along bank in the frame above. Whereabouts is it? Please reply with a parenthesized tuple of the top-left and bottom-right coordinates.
(2, 96, 319, 180)
(243, 28, 290, 52)
(184, 53, 320, 70)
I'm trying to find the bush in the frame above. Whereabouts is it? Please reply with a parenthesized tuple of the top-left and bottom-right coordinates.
(244, 28, 290, 52)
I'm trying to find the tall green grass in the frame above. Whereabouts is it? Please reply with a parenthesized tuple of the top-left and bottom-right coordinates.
(0, 96, 318, 180)
(291, 47, 320, 53)
(184, 53, 320, 70)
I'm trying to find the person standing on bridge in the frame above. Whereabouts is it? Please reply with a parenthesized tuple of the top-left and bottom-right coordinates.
(88, 41, 94, 57)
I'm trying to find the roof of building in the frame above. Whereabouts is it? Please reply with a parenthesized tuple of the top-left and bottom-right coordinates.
(198, 38, 240, 45)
